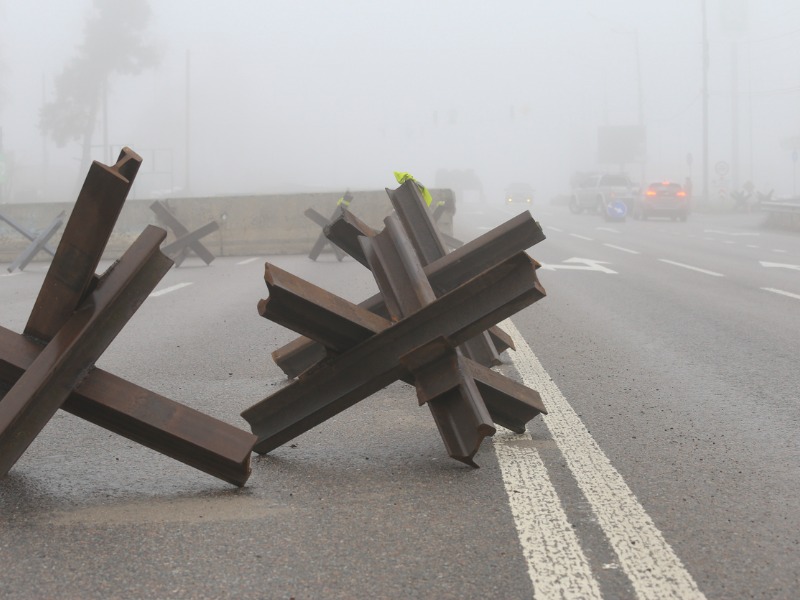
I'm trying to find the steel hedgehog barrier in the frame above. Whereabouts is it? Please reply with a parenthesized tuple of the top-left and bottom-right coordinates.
(0, 148, 256, 485)
(243, 180, 548, 466)
(150, 199, 219, 267)
(0, 210, 65, 273)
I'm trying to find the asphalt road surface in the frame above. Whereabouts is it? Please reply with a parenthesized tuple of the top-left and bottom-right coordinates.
(1, 206, 798, 599)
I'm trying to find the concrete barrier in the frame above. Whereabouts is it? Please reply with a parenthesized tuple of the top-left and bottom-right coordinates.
(0, 189, 455, 263)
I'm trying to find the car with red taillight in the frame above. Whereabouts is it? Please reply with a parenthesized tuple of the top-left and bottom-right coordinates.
(632, 181, 690, 221)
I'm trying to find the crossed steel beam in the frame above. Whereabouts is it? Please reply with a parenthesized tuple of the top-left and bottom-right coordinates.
(242, 181, 547, 466)
(150, 200, 219, 267)
(1, 210, 65, 272)
(0, 149, 255, 485)
(272, 195, 540, 379)
(305, 205, 346, 262)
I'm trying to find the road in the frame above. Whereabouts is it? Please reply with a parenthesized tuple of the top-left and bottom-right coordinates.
(1, 206, 798, 599)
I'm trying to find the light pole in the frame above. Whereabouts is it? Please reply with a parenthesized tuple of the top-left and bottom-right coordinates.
(612, 27, 646, 185)
(702, 0, 710, 208)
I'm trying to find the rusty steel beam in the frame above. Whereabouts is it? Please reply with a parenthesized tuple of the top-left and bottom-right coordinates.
(150, 200, 217, 266)
(361, 217, 496, 465)
(272, 210, 544, 377)
(4, 211, 64, 272)
(242, 251, 544, 455)
(389, 181, 503, 366)
(465, 358, 547, 433)
(323, 209, 378, 269)
(401, 341, 495, 466)
(258, 262, 389, 352)
(24, 148, 142, 343)
(305, 206, 346, 261)
(0, 226, 172, 476)
(0, 325, 255, 486)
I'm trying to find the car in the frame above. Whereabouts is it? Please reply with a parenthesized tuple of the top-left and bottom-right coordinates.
(569, 173, 636, 221)
(632, 181, 690, 221)
(504, 183, 534, 209)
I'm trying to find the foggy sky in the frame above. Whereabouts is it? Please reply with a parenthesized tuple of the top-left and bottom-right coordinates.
(1, 0, 799, 203)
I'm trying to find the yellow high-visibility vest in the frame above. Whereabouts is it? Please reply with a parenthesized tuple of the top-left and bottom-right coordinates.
(393, 171, 433, 207)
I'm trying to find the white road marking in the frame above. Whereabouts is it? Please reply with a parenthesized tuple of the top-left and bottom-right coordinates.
(659, 259, 724, 277)
(759, 261, 800, 271)
(501, 319, 706, 600)
(762, 287, 800, 301)
(703, 229, 758, 237)
(149, 282, 193, 297)
(570, 233, 594, 241)
(596, 227, 620, 233)
(494, 431, 602, 599)
(546, 226, 563, 233)
(603, 243, 640, 255)
(236, 257, 260, 265)
(772, 249, 788, 254)
(540, 258, 617, 274)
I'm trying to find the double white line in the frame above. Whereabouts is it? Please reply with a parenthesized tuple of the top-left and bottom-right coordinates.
(495, 320, 705, 599)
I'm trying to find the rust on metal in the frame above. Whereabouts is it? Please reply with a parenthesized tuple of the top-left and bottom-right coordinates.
(0, 226, 171, 475)
(25, 148, 142, 343)
(0, 150, 255, 486)
(360, 217, 496, 465)
(243, 250, 545, 459)
(0, 325, 255, 486)
(272, 202, 545, 379)
(150, 200, 218, 266)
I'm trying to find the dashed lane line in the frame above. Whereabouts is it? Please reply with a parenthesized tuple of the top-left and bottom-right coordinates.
(236, 257, 260, 265)
(602, 243, 640, 255)
(761, 287, 800, 301)
(570, 234, 594, 241)
(501, 319, 706, 600)
(149, 282, 193, 297)
(547, 226, 564, 233)
(658, 259, 724, 277)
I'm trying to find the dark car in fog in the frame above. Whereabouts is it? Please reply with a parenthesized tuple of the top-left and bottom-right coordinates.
(632, 181, 690, 221)
(504, 182, 534, 208)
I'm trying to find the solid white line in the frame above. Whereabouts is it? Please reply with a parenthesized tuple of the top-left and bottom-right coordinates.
(762, 287, 800, 301)
(502, 319, 706, 600)
(149, 282, 193, 297)
(658, 259, 724, 277)
(603, 243, 640, 255)
(494, 431, 602, 599)
(570, 234, 594, 241)
(236, 257, 259, 265)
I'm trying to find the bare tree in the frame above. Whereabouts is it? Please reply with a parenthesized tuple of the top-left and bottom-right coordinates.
(40, 0, 160, 179)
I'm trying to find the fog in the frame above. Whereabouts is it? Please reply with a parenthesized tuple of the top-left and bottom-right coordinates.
(1, 0, 799, 206)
